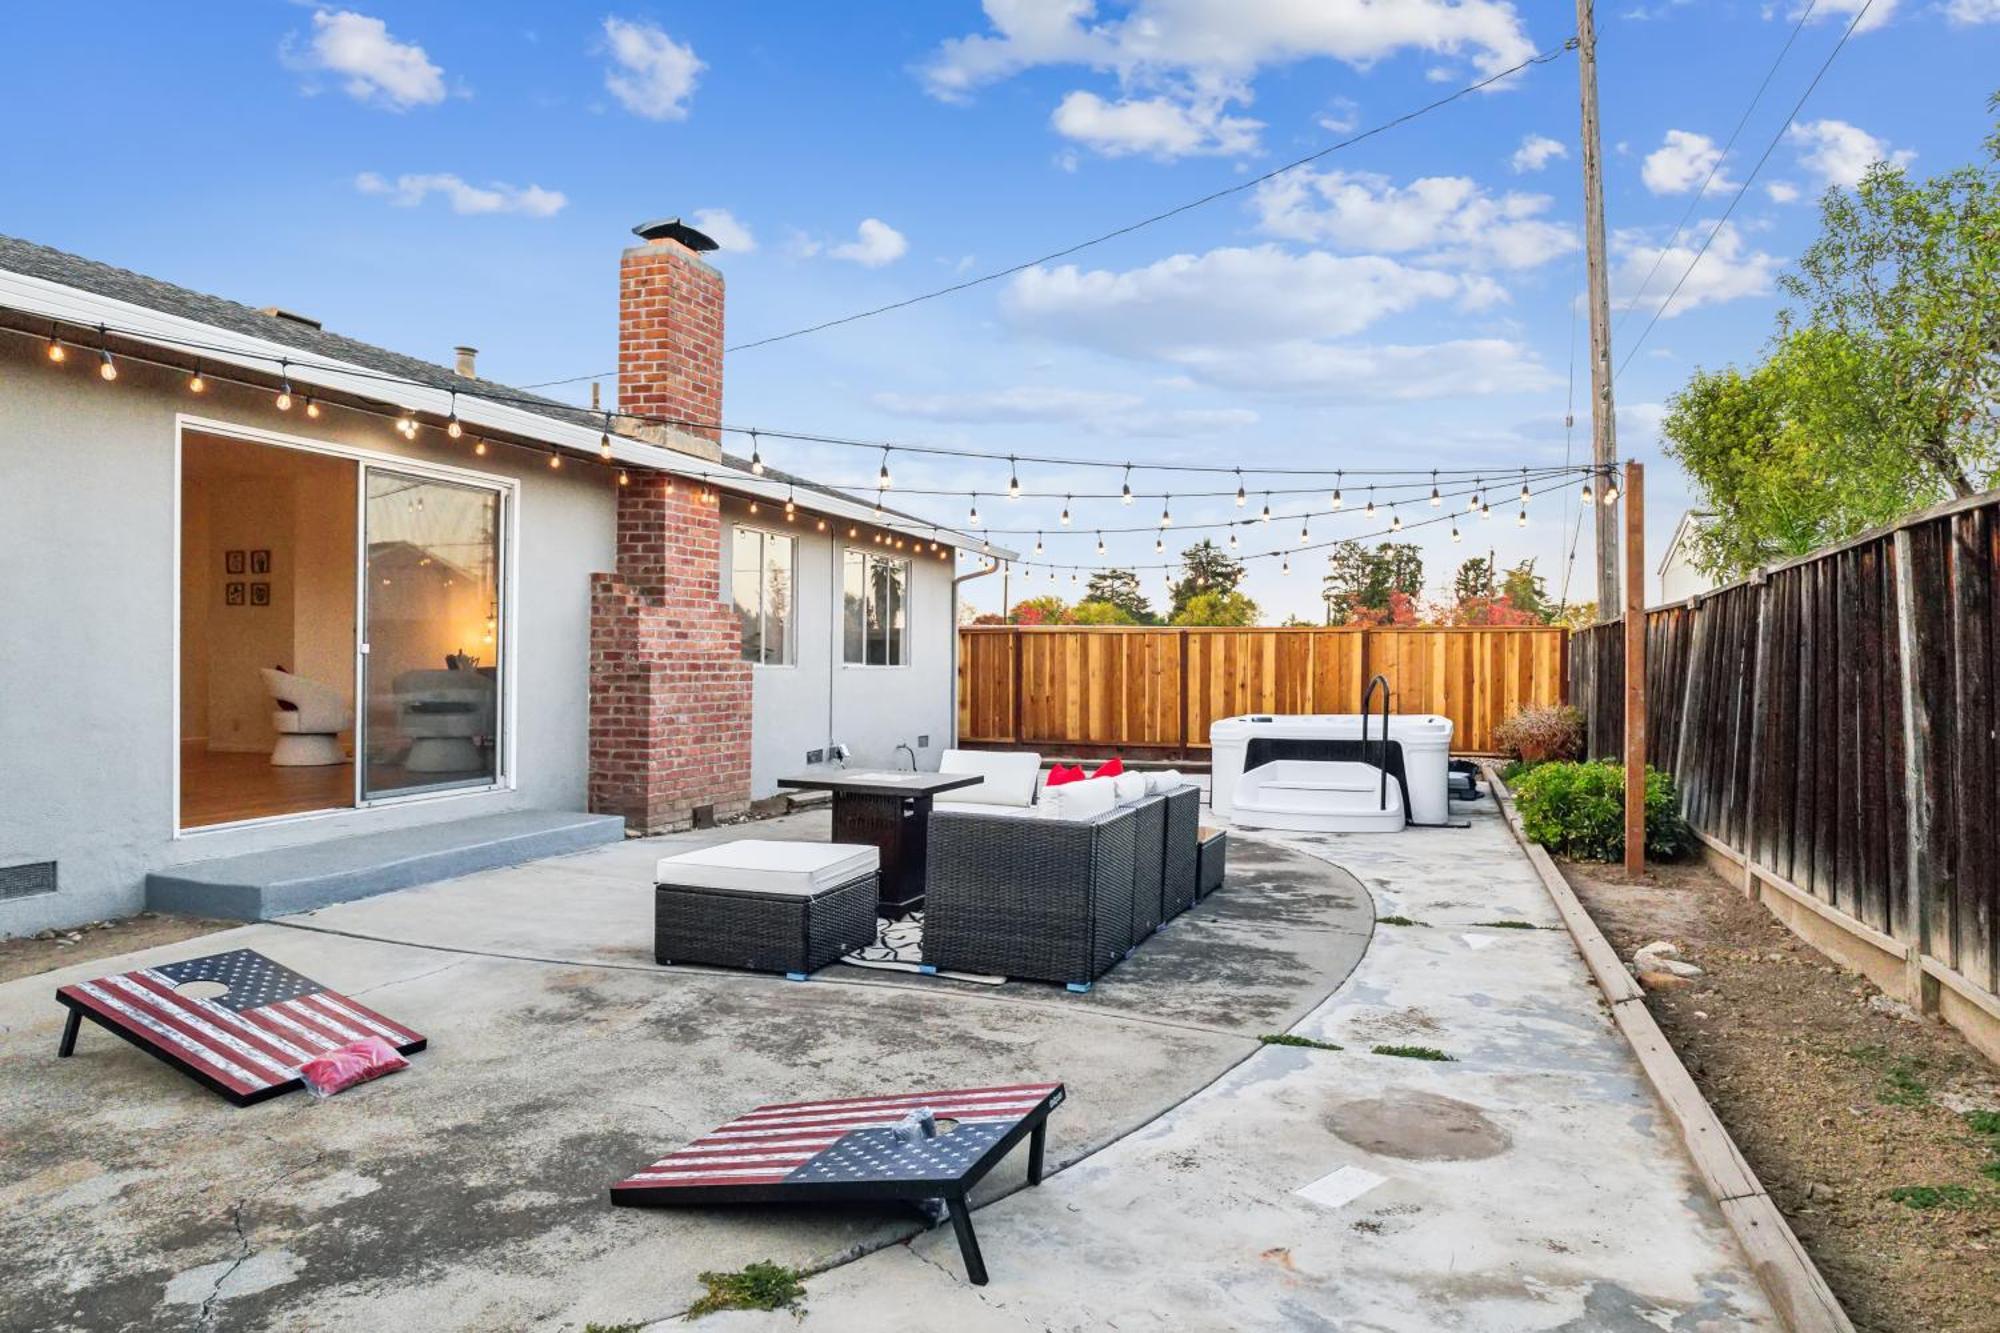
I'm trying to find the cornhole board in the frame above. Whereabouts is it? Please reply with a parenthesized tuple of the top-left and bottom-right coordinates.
(55, 948, 426, 1107)
(610, 1081, 1065, 1285)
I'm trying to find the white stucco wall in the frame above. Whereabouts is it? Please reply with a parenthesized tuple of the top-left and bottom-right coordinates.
(0, 342, 616, 933)
(717, 496, 959, 797)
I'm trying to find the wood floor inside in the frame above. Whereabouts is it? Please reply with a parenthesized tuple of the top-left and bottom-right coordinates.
(180, 749, 354, 829)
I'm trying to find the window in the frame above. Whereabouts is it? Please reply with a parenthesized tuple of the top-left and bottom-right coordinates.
(843, 550, 909, 666)
(732, 526, 795, 665)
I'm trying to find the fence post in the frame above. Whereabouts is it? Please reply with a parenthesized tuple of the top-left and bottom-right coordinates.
(1742, 573, 1771, 901)
(1892, 528, 1941, 1015)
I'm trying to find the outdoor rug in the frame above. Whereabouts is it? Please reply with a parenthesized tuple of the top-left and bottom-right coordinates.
(840, 913, 1004, 985)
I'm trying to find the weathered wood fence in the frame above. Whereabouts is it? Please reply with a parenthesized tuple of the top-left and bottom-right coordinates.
(1571, 492, 2000, 1060)
(958, 625, 1567, 755)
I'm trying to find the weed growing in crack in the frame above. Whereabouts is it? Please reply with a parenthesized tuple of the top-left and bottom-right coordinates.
(687, 1261, 806, 1320)
(1372, 1044, 1454, 1062)
(1260, 1033, 1343, 1052)
(1375, 915, 1427, 927)
(1472, 920, 1542, 930)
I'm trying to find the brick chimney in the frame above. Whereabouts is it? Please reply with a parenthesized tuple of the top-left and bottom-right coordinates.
(588, 218, 751, 833)
(618, 217, 723, 457)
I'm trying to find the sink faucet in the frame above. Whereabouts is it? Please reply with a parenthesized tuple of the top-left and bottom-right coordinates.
(894, 742, 917, 771)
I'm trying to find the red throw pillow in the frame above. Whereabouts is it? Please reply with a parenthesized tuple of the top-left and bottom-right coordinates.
(1045, 764, 1086, 787)
(1091, 757, 1125, 780)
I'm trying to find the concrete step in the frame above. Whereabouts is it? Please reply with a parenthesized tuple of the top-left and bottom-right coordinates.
(146, 809, 626, 921)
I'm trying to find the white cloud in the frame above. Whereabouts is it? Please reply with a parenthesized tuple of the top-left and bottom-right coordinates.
(1945, 0, 2000, 21)
(691, 208, 756, 253)
(1786, 118, 1914, 188)
(1050, 90, 1260, 158)
(829, 218, 909, 268)
(354, 172, 566, 217)
(918, 0, 1537, 101)
(601, 17, 703, 121)
(1611, 221, 1783, 318)
(872, 385, 1257, 436)
(1251, 169, 1577, 270)
(1510, 133, 1568, 173)
(284, 9, 445, 110)
(1764, 180, 1801, 204)
(1641, 130, 1735, 195)
(999, 243, 1551, 397)
(1796, 0, 1898, 33)
(1317, 96, 1360, 134)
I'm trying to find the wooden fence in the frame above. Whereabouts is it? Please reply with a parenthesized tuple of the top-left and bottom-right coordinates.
(958, 625, 1567, 755)
(1571, 492, 2000, 1059)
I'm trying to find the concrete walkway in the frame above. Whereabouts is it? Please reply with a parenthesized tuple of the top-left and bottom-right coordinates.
(0, 812, 1368, 1331)
(688, 802, 1779, 1332)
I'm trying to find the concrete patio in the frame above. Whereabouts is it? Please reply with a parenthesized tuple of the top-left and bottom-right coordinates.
(0, 796, 1778, 1330)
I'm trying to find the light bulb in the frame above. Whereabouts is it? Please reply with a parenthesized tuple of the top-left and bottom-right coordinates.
(1228, 528, 1238, 549)
(1452, 523, 1463, 543)
(99, 349, 117, 381)
(305, 397, 320, 419)
(750, 433, 764, 475)
(877, 450, 892, 489)
(447, 414, 462, 438)
(619, 469, 631, 487)
(1364, 492, 1375, 517)
(1519, 478, 1532, 504)
(969, 499, 981, 526)
(1298, 521, 1309, 544)
(1155, 536, 1164, 553)
(188, 364, 206, 394)
(1332, 488, 1343, 509)
(1034, 533, 1044, 555)
(1235, 472, 1246, 506)
(1429, 472, 1441, 506)
(473, 438, 488, 456)
(1517, 507, 1528, 527)
(1261, 496, 1272, 523)
(275, 378, 292, 411)
(1601, 477, 1620, 505)
(599, 432, 612, 461)
(1160, 501, 1172, 528)
(1061, 498, 1072, 526)
(1008, 458, 1020, 499)
(1282, 558, 1291, 575)
(548, 451, 562, 469)
(45, 333, 65, 363)
(785, 493, 796, 517)
(1121, 466, 1133, 504)
(1096, 533, 1106, 555)
(1468, 486, 1482, 512)
(1391, 509, 1402, 532)
(1581, 477, 1594, 503)
(1481, 501, 1493, 520)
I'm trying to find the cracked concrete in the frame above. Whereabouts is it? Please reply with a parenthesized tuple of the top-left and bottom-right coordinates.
(0, 812, 1367, 1331)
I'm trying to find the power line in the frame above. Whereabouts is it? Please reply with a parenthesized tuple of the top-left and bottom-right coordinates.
(1615, 0, 1873, 375)
(723, 40, 1577, 354)
(1610, 0, 1818, 340)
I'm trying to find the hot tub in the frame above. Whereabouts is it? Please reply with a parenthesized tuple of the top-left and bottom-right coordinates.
(1211, 713, 1455, 826)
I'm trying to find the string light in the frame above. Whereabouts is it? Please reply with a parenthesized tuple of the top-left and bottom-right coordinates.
(749, 430, 764, 475)
(1261, 494, 1272, 523)
(1155, 535, 1164, 553)
(548, 449, 562, 469)
(1097, 532, 1106, 556)
(1364, 488, 1375, 518)
(785, 486, 796, 518)
(1298, 518, 1310, 544)
(1517, 506, 1528, 527)
(1121, 464, 1133, 504)
(1429, 470, 1441, 506)
(817, 518, 827, 531)
(1600, 469, 1620, 505)
(1034, 532, 1044, 555)
(874, 491, 886, 520)
(599, 428, 613, 461)
(1235, 470, 1246, 506)
(1481, 499, 1493, 520)
(305, 395, 320, 419)
(1451, 521, 1462, 543)
(473, 436, 488, 456)
(187, 361, 206, 394)
(97, 328, 116, 381)
(1160, 498, 1173, 528)
(1332, 471, 1343, 509)
(619, 468, 631, 486)
(45, 325, 64, 363)
(1228, 526, 1238, 549)
(1060, 496, 1072, 526)
(877, 447, 892, 489)
(1519, 468, 1532, 504)
(1282, 558, 1291, 575)
(1468, 479, 1482, 512)
(1580, 475, 1594, 504)
(968, 494, 981, 526)
(1007, 456, 1021, 499)
(445, 391, 462, 437)
(1390, 505, 1402, 532)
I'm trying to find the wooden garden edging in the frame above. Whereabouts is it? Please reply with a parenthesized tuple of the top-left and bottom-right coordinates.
(956, 625, 1567, 756)
(1569, 489, 2000, 1067)
(1488, 764, 1854, 1333)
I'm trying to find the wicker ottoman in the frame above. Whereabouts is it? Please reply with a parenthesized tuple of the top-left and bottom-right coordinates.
(655, 841, 880, 979)
(1196, 828, 1228, 900)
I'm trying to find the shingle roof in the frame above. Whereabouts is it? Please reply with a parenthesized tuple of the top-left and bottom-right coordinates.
(0, 232, 981, 545)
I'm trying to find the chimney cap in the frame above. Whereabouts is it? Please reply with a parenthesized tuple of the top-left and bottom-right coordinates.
(632, 217, 719, 252)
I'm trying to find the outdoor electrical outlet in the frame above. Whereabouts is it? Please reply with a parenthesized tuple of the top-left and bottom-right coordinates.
(918, 734, 930, 748)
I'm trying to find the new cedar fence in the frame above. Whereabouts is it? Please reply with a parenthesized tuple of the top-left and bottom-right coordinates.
(1571, 492, 2000, 1061)
(958, 625, 1567, 757)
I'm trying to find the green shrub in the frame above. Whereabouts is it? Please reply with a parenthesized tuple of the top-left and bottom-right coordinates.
(1492, 704, 1585, 766)
(1512, 760, 1690, 861)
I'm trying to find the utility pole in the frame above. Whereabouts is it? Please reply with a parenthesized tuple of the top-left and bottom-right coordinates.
(1622, 461, 1646, 879)
(1576, 0, 1621, 615)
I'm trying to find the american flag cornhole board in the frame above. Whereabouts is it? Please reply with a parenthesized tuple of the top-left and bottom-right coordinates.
(610, 1081, 1065, 1285)
(54, 948, 426, 1107)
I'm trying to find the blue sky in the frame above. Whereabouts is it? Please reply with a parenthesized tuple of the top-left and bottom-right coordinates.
(3, 2, 1996, 619)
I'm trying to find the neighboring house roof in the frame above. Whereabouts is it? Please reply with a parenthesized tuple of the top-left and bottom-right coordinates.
(0, 232, 1006, 557)
(1657, 510, 1714, 577)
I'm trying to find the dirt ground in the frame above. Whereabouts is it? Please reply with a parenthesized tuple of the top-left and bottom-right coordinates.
(0, 912, 234, 985)
(1563, 856, 2000, 1333)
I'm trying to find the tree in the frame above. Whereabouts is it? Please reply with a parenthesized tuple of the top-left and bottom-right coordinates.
(1452, 556, 1496, 604)
(1084, 569, 1154, 623)
(1322, 540, 1425, 624)
(1167, 540, 1246, 620)
(1069, 598, 1138, 625)
(1664, 93, 2000, 578)
(1500, 559, 1551, 621)
(1346, 590, 1421, 628)
(1009, 595, 1069, 625)
(1170, 589, 1260, 627)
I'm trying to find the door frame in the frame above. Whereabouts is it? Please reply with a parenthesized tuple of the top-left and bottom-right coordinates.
(171, 413, 522, 837)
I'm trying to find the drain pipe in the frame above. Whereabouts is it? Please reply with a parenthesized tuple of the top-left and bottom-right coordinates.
(950, 556, 1003, 750)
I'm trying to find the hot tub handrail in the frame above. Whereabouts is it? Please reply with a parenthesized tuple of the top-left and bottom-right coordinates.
(1360, 674, 1391, 810)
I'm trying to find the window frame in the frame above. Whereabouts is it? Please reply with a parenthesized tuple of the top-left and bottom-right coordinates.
(731, 523, 798, 668)
(841, 547, 912, 669)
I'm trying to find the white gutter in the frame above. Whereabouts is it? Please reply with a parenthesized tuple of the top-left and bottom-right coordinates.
(0, 268, 1011, 558)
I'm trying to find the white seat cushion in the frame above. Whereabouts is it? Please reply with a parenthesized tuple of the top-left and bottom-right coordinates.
(1112, 772, 1151, 805)
(1145, 769, 1188, 795)
(938, 749, 1042, 807)
(934, 800, 1041, 819)
(1040, 776, 1118, 821)
(656, 840, 879, 896)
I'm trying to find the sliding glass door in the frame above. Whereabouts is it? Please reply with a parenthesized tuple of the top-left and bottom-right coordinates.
(360, 467, 504, 799)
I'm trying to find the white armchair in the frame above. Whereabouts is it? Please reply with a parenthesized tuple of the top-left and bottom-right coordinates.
(393, 669, 496, 774)
(260, 668, 352, 767)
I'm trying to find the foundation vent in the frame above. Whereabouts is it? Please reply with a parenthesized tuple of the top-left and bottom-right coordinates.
(0, 859, 57, 902)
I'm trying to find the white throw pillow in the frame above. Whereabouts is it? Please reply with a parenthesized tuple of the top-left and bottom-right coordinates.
(1112, 772, 1150, 805)
(1147, 769, 1186, 795)
(1040, 775, 1117, 821)
(938, 749, 1043, 807)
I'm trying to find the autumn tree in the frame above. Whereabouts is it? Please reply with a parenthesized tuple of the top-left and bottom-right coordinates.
(1168, 540, 1246, 620)
(1083, 569, 1155, 623)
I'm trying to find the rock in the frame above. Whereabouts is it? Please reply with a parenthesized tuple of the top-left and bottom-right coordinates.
(1637, 971, 1693, 992)
(1638, 940, 1680, 960)
(1634, 944, 1703, 977)
(1805, 1182, 1837, 1201)
(1866, 994, 1923, 1024)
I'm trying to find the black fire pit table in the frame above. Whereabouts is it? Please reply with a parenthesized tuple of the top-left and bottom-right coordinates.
(775, 768, 983, 917)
